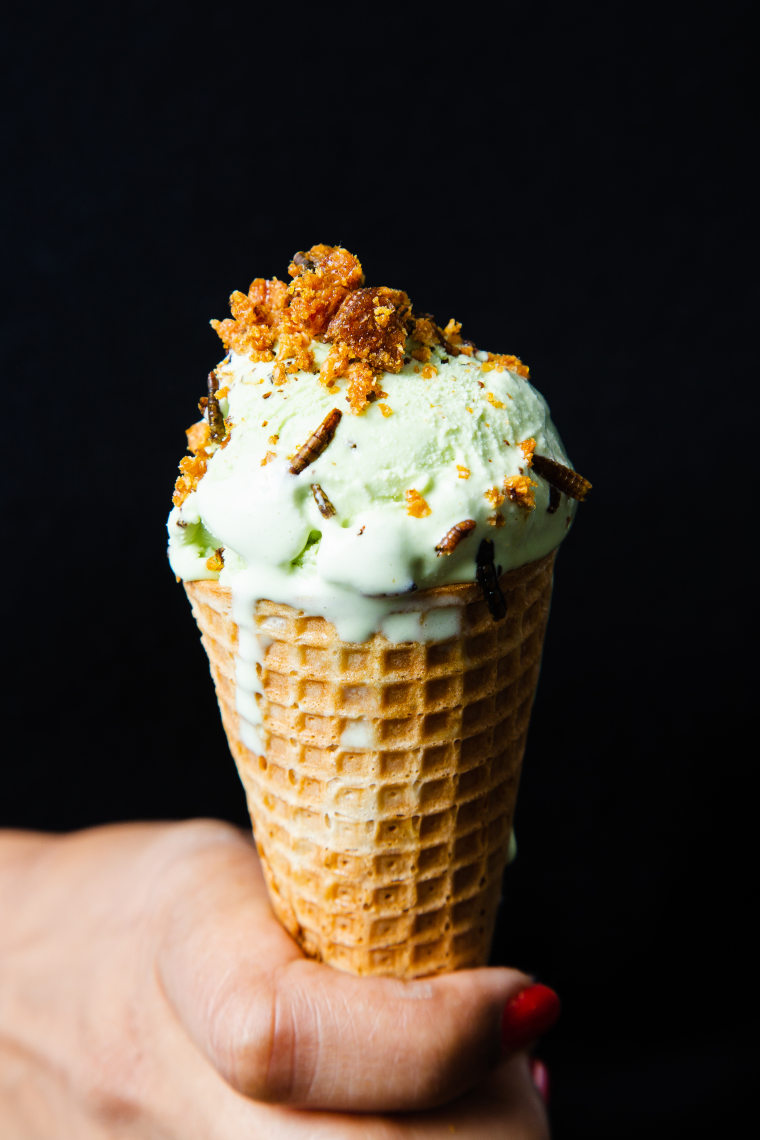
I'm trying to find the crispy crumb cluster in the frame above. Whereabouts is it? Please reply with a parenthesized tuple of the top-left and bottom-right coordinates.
(209, 243, 529, 411)
(174, 243, 534, 507)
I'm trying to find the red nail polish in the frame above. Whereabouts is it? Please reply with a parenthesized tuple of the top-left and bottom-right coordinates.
(501, 983, 561, 1051)
(530, 1057, 551, 1103)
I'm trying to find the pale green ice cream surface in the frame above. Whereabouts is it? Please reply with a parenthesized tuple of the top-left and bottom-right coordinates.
(167, 338, 575, 642)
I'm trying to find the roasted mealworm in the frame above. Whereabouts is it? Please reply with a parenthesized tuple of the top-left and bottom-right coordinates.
(289, 408, 342, 475)
(435, 518, 476, 556)
(311, 483, 336, 518)
(547, 485, 561, 514)
(207, 369, 219, 395)
(532, 454, 592, 500)
(476, 538, 507, 620)
(206, 390, 226, 442)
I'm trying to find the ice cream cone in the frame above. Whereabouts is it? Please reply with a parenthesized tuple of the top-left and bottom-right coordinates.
(184, 551, 555, 978)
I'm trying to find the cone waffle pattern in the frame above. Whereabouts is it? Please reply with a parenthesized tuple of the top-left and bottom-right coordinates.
(184, 553, 554, 978)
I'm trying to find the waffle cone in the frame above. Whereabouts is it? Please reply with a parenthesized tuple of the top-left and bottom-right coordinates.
(184, 553, 555, 978)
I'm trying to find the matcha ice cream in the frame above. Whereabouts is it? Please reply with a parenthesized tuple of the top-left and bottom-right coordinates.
(168, 244, 588, 976)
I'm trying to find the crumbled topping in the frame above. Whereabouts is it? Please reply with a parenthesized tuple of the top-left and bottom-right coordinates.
(457, 465, 471, 479)
(442, 319, 474, 356)
(207, 243, 530, 416)
(503, 475, 537, 510)
(173, 454, 207, 506)
(175, 245, 544, 506)
(405, 489, 431, 518)
(287, 244, 365, 336)
(491, 353, 529, 378)
(326, 286, 411, 374)
(519, 437, 537, 463)
(206, 548, 224, 572)
(186, 420, 210, 457)
(485, 486, 506, 508)
(344, 361, 387, 416)
(273, 329, 315, 384)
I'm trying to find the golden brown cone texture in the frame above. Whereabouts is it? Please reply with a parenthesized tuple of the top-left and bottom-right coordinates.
(184, 553, 554, 978)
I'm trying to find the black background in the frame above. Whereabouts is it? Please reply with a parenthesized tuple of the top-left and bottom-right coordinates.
(3, 1, 756, 1135)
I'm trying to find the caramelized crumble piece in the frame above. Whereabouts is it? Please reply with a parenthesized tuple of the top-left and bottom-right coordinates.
(287, 244, 365, 336)
(503, 475, 537, 510)
(485, 486, 506, 508)
(411, 314, 440, 351)
(487, 513, 506, 527)
(442, 318, 476, 356)
(441, 318, 465, 355)
(344, 361, 387, 415)
(486, 352, 529, 378)
(273, 329, 316, 383)
(248, 276, 290, 323)
(186, 420, 210, 457)
(326, 287, 411, 374)
(405, 489, 431, 518)
(457, 465, 471, 479)
(173, 454, 207, 506)
(318, 343, 350, 388)
(206, 548, 224, 572)
(210, 280, 287, 361)
(519, 437, 537, 463)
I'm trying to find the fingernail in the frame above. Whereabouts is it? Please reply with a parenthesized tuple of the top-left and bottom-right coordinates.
(501, 983, 561, 1051)
(530, 1057, 551, 1103)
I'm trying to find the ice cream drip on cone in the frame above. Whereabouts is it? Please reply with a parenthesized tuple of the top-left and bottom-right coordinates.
(168, 243, 589, 977)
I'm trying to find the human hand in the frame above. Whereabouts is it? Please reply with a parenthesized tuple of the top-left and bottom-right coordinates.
(0, 820, 556, 1137)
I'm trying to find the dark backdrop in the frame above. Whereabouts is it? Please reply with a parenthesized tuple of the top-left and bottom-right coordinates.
(3, 2, 756, 1135)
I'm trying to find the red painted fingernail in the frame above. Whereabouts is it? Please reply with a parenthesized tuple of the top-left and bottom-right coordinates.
(501, 983, 561, 1051)
(530, 1057, 551, 1103)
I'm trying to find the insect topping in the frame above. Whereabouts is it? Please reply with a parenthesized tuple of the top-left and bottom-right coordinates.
(476, 538, 507, 621)
(204, 370, 226, 443)
(311, 483, 336, 518)
(435, 519, 476, 556)
(532, 454, 591, 501)
(289, 408, 343, 475)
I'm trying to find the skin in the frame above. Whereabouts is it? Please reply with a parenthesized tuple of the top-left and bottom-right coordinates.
(0, 820, 550, 1138)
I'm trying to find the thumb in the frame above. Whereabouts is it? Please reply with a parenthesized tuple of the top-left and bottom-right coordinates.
(156, 827, 556, 1112)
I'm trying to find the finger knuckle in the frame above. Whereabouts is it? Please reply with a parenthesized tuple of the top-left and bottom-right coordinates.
(208, 966, 301, 1103)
